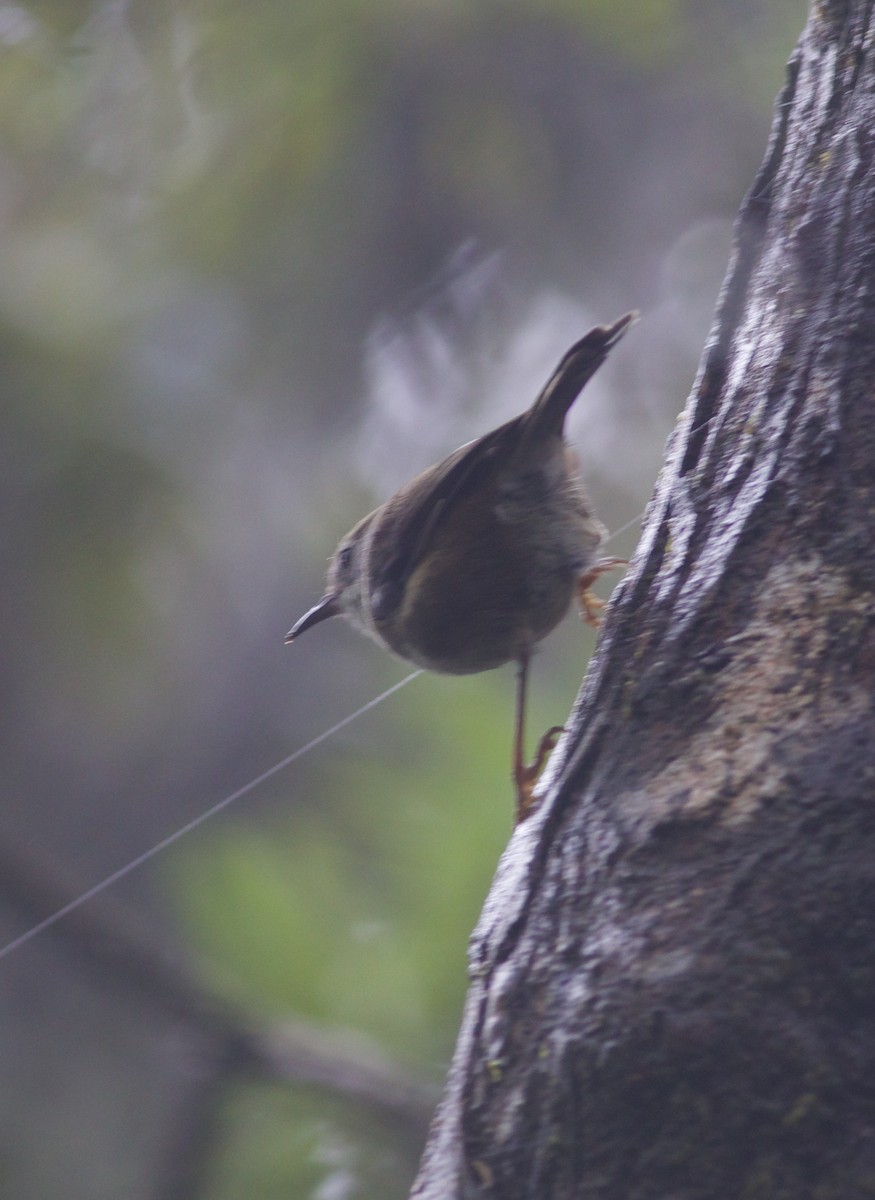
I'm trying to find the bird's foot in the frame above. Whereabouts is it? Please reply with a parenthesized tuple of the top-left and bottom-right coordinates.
(578, 558, 627, 627)
(515, 725, 565, 822)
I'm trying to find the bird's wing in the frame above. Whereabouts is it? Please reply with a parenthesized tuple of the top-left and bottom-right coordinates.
(371, 417, 519, 602)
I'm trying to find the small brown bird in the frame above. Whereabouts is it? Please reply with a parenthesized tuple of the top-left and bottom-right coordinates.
(287, 312, 634, 819)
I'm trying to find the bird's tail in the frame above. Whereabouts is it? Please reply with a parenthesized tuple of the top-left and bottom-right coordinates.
(522, 311, 637, 443)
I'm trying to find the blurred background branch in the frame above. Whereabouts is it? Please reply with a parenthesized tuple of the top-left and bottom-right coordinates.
(0, 835, 436, 1180)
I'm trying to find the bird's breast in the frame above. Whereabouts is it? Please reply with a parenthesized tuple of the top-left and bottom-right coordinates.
(371, 481, 595, 674)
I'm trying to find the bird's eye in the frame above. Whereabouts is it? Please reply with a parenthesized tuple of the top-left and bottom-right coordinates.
(337, 545, 353, 571)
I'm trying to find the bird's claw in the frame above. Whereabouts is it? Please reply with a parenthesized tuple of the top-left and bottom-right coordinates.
(578, 558, 628, 627)
(515, 725, 565, 822)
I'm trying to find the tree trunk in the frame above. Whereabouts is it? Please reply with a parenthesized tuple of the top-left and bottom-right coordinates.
(411, 4, 875, 1197)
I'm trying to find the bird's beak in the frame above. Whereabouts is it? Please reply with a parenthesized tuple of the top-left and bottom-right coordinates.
(284, 594, 341, 643)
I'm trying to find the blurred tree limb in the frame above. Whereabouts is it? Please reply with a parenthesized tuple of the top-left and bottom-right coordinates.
(0, 835, 436, 1194)
(412, 3, 875, 1197)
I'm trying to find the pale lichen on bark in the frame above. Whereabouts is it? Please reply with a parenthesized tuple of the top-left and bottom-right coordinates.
(614, 557, 875, 833)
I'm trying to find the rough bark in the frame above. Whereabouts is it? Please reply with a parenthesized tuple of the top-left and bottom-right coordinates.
(411, 4, 875, 1197)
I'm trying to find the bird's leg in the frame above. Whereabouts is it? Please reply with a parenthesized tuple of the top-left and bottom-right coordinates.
(513, 647, 564, 823)
(578, 557, 628, 627)
(514, 556, 628, 818)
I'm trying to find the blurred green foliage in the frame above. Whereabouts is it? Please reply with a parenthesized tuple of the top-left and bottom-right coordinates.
(178, 671, 527, 1059)
(204, 1085, 416, 1200)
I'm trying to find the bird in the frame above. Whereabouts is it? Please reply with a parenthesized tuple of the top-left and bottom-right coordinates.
(286, 312, 635, 820)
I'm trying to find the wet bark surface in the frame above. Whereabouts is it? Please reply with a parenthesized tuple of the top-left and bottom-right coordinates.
(412, 4, 875, 1197)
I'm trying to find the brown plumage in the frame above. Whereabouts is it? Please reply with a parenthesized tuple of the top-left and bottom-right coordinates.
(287, 312, 635, 818)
